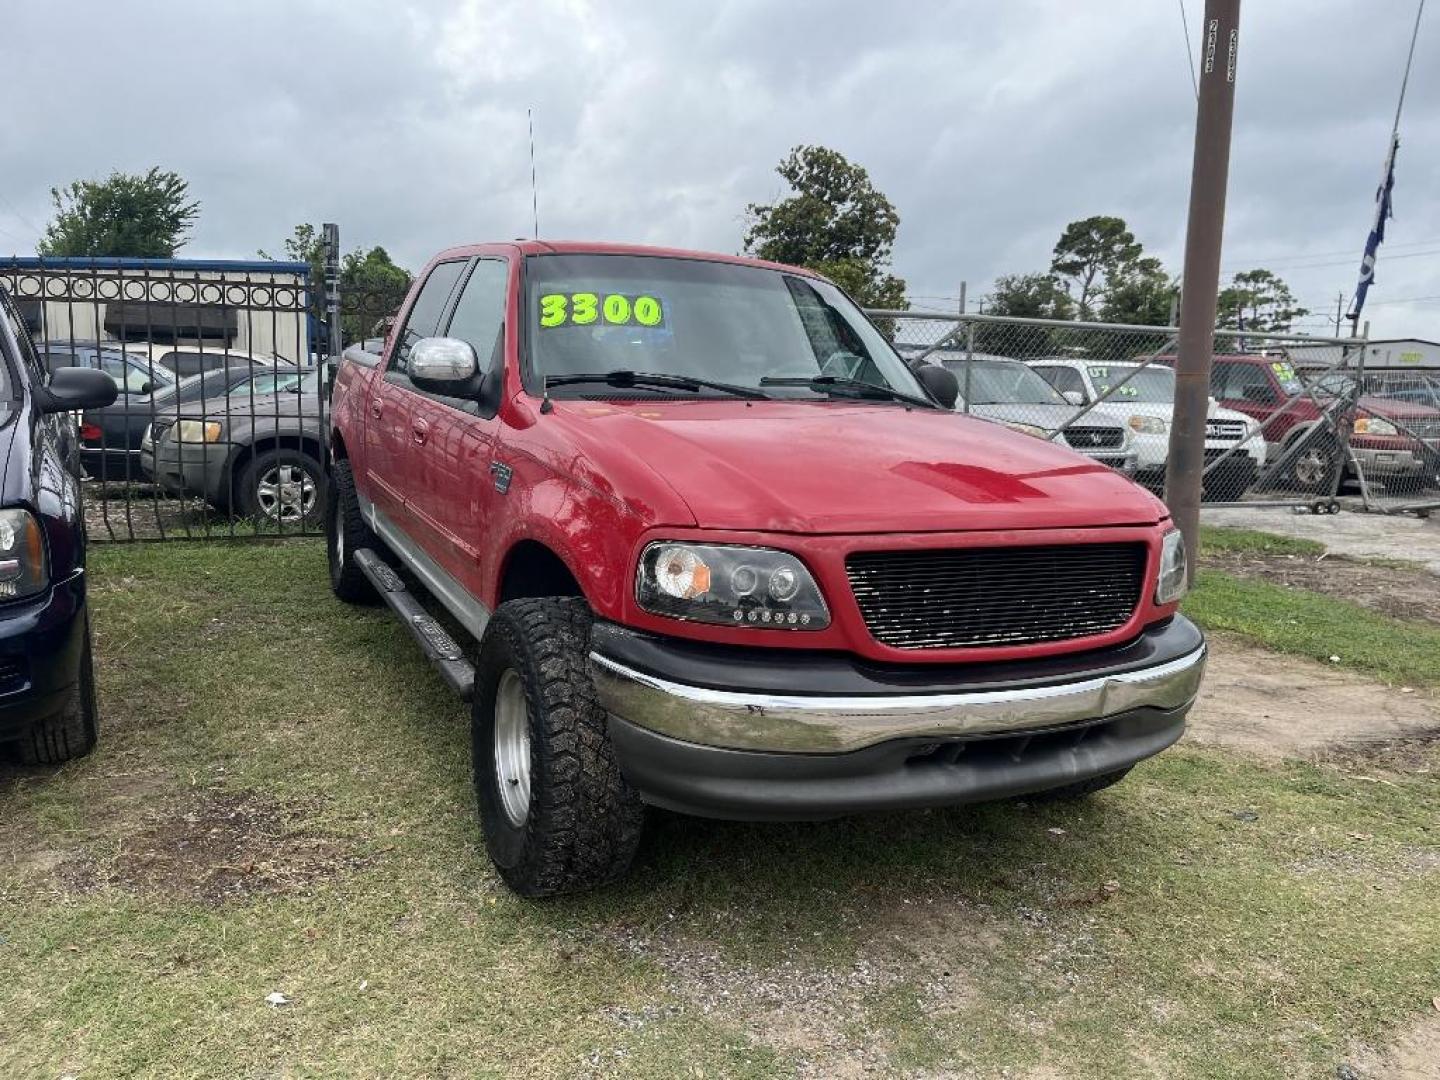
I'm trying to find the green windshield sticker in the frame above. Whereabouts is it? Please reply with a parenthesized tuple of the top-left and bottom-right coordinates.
(538, 292, 665, 329)
(1088, 366, 1110, 379)
(1270, 361, 1296, 381)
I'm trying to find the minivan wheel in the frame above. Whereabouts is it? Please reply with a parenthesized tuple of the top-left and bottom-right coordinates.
(326, 458, 378, 603)
(19, 615, 98, 765)
(472, 598, 645, 897)
(238, 449, 322, 525)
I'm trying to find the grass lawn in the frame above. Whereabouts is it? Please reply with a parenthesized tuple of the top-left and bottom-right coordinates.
(1, 540, 1437, 1078)
(1193, 526, 1440, 687)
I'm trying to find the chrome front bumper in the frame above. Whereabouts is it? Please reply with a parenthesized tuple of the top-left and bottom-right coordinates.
(589, 644, 1207, 754)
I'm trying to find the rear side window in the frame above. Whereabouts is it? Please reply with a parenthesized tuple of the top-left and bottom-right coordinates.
(393, 261, 467, 375)
(443, 259, 508, 375)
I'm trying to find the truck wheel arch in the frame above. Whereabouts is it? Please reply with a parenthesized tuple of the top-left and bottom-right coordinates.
(497, 539, 585, 604)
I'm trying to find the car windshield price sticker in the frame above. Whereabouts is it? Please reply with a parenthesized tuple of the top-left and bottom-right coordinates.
(539, 292, 665, 329)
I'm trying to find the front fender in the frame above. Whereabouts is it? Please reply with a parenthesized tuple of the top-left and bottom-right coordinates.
(485, 475, 646, 620)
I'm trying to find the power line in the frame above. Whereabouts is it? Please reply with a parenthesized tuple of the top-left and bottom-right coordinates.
(1177, 0, 1199, 99)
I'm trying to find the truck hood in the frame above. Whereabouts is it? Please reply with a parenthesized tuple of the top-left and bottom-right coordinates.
(551, 399, 1164, 533)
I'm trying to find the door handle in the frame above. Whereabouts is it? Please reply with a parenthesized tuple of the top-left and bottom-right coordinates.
(370, 399, 383, 419)
(412, 419, 429, 446)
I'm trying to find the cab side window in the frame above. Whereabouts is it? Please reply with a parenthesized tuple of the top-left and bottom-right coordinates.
(392, 261, 466, 375)
(2, 292, 45, 392)
(442, 260, 509, 376)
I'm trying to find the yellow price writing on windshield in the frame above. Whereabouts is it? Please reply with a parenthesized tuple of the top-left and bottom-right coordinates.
(539, 292, 665, 328)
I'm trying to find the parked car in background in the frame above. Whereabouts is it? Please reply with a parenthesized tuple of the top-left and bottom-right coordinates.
(1208, 355, 1440, 492)
(40, 340, 177, 395)
(0, 287, 118, 763)
(901, 347, 1138, 474)
(76, 362, 282, 482)
(325, 240, 1205, 896)
(141, 368, 325, 523)
(125, 342, 297, 379)
(1029, 359, 1265, 495)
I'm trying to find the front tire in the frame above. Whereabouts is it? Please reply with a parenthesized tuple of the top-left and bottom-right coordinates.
(472, 598, 645, 897)
(237, 448, 323, 526)
(1288, 438, 1341, 494)
(20, 616, 99, 765)
(326, 458, 377, 604)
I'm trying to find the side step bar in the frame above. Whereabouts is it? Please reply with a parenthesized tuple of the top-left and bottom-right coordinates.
(355, 547, 476, 701)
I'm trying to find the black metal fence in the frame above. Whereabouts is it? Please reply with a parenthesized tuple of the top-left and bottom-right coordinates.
(2, 256, 338, 540)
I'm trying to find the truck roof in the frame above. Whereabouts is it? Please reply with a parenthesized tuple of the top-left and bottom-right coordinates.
(430, 240, 825, 280)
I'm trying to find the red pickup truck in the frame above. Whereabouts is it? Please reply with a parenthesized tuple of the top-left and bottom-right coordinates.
(327, 241, 1206, 896)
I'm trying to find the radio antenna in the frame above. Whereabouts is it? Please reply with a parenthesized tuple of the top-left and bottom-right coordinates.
(528, 108, 540, 238)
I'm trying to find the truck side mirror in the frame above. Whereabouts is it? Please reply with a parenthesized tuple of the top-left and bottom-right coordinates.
(912, 363, 959, 410)
(39, 366, 119, 414)
(410, 337, 482, 398)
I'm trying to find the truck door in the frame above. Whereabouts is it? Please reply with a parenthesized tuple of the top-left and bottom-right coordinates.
(405, 258, 510, 594)
(363, 259, 467, 531)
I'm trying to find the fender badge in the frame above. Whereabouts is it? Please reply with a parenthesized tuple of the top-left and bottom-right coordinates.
(489, 461, 513, 494)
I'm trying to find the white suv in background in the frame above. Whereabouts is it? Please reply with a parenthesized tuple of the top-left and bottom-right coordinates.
(1030, 359, 1266, 495)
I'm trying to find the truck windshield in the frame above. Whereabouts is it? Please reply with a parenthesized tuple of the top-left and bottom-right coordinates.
(941, 359, 1067, 406)
(524, 254, 925, 401)
(1088, 365, 1175, 403)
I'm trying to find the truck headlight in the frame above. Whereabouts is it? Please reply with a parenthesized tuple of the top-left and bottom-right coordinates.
(1155, 528, 1188, 605)
(637, 543, 830, 629)
(174, 420, 222, 444)
(1129, 415, 1168, 434)
(0, 509, 49, 601)
(1354, 417, 1398, 437)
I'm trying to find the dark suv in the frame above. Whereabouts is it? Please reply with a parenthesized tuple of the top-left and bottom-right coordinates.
(0, 289, 118, 763)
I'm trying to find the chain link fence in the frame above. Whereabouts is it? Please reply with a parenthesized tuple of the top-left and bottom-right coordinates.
(872, 310, 1440, 513)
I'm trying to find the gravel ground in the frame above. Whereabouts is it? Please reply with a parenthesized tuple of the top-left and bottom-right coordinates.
(1202, 505, 1440, 575)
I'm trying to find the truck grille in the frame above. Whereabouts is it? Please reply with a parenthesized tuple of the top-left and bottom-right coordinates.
(845, 543, 1147, 650)
(1062, 426, 1125, 450)
(1206, 419, 1248, 441)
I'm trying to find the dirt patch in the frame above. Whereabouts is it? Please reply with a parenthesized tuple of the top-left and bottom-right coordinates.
(595, 893, 1005, 1077)
(61, 790, 359, 904)
(1344, 1008, 1440, 1079)
(1186, 638, 1440, 760)
(1205, 548, 1440, 625)
(1202, 507, 1440, 576)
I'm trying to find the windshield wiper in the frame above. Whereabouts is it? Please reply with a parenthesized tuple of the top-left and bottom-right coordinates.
(543, 370, 769, 400)
(759, 375, 938, 409)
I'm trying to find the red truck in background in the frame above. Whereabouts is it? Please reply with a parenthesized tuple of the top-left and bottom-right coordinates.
(1208, 355, 1440, 493)
(326, 241, 1206, 896)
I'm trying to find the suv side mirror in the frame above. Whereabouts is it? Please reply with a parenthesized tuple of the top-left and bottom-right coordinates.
(410, 337, 482, 397)
(912, 363, 959, 410)
(39, 366, 119, 414)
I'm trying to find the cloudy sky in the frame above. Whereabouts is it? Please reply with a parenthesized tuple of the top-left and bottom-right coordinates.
(2, 1, 1436, 338)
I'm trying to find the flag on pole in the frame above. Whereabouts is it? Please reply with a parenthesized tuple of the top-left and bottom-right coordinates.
(1348, 132, 1399, 321)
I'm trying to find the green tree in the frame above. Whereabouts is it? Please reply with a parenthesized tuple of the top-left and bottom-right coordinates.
(1216, 269, 1309, 335)
(259, 222, 325, 283)
(744, 145, 907, 310)
(1050, 215, 1143, 319)
(1100, 257, 1175, 326)
(38, 167, 199, 258)
(985, 273, 1075, 320)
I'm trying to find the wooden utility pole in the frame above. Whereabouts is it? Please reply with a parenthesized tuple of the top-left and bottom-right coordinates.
(1164, 0, 1241, 580)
